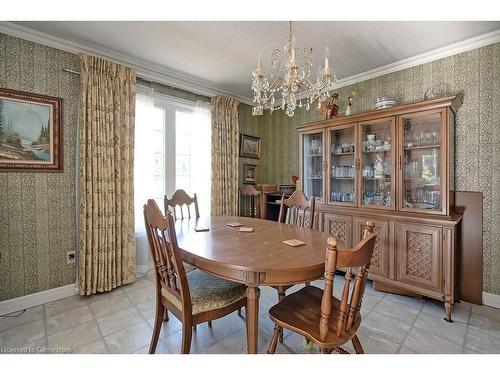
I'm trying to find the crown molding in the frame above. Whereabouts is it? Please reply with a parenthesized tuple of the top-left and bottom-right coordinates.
(0, 21, 254, 105)
(1, 22, 499, 108)
(332, 28, 500, 90)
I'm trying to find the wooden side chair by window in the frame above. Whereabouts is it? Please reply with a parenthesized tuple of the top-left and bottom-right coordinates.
(274, 189, 316, 342)
(240, 185, 261, 218)
(143, 199, 247, 354)
(165, 189, 199, 275)
(267, 222, 377, 354)
(164, 189, 200, 220)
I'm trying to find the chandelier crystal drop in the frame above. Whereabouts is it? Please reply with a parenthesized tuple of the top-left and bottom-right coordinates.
(252, 21, 337, 117)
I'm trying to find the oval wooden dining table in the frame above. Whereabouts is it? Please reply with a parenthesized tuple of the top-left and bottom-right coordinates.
(174, 216, 333, 354)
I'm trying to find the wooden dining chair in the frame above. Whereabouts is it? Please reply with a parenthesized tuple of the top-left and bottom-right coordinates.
(274, 189, 316, 342)
(240, 185, 261, 218)
(164, 189, 200, 220)
(267, 222, 377, 354)
(278, 189, 316, 229)
(144, 199, 247, 354)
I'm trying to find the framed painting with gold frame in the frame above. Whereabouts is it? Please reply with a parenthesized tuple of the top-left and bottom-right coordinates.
(239, 133, 261, 159)
(243, 163, 257, 184)
(0, 88, 63, 172)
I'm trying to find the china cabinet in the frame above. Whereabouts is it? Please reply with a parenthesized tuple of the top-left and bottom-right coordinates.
(298, 95, 462, 321)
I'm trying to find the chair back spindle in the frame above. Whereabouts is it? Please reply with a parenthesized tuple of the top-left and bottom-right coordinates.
(278, 190, 316, 229)
(240, 185, 261, 218)
(164, 189, 200, 220)
(319, 222, 376, 339)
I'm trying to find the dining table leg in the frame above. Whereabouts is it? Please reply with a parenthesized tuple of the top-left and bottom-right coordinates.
(245, 285, 260, 354)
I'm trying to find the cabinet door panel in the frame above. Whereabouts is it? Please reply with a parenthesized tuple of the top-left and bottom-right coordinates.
(300, 130, 326, 203)
(328, 124, 357, 206)
(324, 214, 352, 248)
(359, 117, 396, 210)
(398, 109, 448, 215)
(396, 223, 442, 291)
(353, 218, 390, 278)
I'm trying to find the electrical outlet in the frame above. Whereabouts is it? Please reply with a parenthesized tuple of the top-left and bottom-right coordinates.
(67, 251, 76, 264)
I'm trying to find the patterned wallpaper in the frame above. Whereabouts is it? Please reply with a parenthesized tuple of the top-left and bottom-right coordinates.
(0, 33, 80, 301)
(239, 42, 500, 294)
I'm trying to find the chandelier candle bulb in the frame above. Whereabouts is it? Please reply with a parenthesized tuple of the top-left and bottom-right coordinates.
(257, 51, 262, 74)
(324, 47, 330, 75)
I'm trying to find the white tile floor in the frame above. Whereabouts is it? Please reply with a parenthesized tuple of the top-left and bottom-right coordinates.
(1, 272, 500, 354)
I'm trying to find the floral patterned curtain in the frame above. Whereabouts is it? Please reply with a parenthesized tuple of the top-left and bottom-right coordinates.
(78, 53, 136, 295)
(210, 96, 240, 216)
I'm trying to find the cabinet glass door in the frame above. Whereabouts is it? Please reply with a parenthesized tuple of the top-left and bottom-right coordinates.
(360, 118, 395, 210)
(329, 126, 356, 206)
(302, 132, 324, 201)
(400, 110, 445, 213)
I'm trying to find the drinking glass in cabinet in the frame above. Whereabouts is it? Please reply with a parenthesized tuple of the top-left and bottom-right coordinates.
(303, 132, 324, 200)
(360, 119, 394, 208)
(330, 126, 355, 205)
(402, 112, 443, 210)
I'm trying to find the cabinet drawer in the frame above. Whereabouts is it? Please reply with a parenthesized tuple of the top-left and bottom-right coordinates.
(396, 223, 442, 291)
(353, 218, 390, 278)
(324, 213, 352, 248)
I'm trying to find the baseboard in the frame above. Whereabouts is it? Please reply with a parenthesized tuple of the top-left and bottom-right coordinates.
(0, 284, 78, 316)
(482, 292, 500, 309)
(136, 261, 154, 274)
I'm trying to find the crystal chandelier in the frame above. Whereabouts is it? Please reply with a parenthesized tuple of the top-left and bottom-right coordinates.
(251, 21, 337, 117)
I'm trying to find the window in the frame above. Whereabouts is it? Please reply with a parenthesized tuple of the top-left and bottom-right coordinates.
(134, 88, 211, 234)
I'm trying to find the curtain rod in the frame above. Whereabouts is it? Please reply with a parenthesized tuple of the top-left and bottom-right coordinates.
(62, 68, 80, 75)
(61, 68, 211, 104)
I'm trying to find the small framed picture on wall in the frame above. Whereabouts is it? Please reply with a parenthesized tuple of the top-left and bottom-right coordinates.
(243, 163, 257, 184)
(239, 133, 261, 159)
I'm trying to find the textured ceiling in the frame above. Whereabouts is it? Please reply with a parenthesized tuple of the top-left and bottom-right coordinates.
(15, 21, 500, 99)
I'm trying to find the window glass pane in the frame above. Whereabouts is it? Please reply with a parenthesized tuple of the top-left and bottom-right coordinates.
(151, 130, 164, 154)
(176, 111, 192, 134)
(176, 176, 191, 192)
(176, 133, 190, 155)
(134, 96, 212, 233)
(151, 106, 165, 131)
(135, 101, 165, 234)
(174, 106, 211, 216)
(176, 155, 191, 176)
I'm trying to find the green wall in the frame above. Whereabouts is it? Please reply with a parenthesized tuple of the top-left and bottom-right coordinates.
(239, 43, 500, 295)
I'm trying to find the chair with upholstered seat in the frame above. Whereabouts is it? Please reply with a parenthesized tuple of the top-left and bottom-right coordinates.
(144, 199, 247, 354)
(164, 189, 200, 220)
(267, 222, 376, 354)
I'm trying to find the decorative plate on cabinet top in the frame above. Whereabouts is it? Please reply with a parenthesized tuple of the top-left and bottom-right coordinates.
(374, 97, 397, 109)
